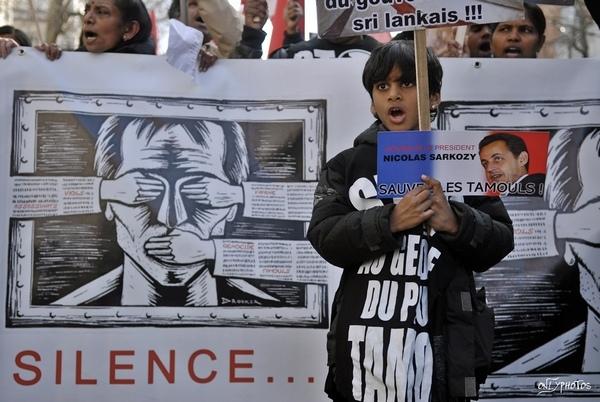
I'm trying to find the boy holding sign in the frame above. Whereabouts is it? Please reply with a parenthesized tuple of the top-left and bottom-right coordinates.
(307, 40, 514, 401)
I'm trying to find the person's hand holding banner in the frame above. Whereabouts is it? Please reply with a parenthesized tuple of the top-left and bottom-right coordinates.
(421, 174, 459, 235)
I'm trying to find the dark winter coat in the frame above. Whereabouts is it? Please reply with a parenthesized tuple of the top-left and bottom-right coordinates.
(307, 122, 514, 401)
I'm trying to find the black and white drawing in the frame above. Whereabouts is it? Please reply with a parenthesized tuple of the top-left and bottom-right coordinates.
(437, 100, 600, 396)
(7, 92, 328, 328)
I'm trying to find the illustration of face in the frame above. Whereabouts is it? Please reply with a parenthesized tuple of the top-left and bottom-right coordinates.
(371, 66, 438, 132)
(479, 140, 528, 184)
(107, 122, 236, 286)
(564, 134, 600, 316)
(491, 18, 543, 58)
(467, 24, 492, 58)
(82, 0, 126, 53)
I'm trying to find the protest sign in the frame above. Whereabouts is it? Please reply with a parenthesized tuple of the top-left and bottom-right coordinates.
(317, 0, 523, 38)
(1, 52, 600, 401)
(529, 0, 574, 4)
(377, 130, 549, 197)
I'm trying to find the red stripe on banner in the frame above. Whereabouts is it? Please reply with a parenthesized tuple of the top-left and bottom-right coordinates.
(150, 9, 159, 54)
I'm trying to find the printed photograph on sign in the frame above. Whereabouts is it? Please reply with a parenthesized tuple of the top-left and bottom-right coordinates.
(376, 130, 549, 198)
(436, 98, 600, 396)
(6, 91, 329, 328)
(316, 0, 523, 38)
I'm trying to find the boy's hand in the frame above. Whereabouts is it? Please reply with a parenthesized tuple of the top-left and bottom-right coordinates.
(389, 185, 433, 233)
(421, 175, 459, 235)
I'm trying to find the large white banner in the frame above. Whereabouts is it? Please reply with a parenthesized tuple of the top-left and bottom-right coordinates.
(0, 52, 373, 402)
(439, 58, 600, 398)
(1, 51, 600, 401)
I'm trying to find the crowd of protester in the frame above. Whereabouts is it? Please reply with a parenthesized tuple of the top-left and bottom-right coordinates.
(1, 0, 599, 64)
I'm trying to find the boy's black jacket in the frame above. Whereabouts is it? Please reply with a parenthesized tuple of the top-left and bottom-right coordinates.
(307, 122, 514, 401)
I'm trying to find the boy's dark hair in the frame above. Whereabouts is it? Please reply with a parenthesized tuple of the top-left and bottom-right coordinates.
(0, 25, 31, 46)
(478, 132, 529, 170)
(392, 31, 414, 41)
(362, 40, 443, 99)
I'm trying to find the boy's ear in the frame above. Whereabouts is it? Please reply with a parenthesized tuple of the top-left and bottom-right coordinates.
(370, 103, 378, 119)
(429, 93, 441, 109)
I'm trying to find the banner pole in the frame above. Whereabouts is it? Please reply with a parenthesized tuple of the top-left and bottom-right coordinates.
(179, 0, 189, 25)
(26, 0, 44, 44)
(414, 28, 431, 131)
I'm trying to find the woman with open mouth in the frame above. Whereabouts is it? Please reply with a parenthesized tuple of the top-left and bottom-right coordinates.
(491, 2, 546, 59)
(1, 0, 154, 60)
(79, 0, 154, 55)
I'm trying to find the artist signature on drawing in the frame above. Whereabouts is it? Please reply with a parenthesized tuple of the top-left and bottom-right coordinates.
(536, 377, 592, 395)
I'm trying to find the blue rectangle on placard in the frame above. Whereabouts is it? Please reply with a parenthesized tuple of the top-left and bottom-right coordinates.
(377, 131, 434, 198)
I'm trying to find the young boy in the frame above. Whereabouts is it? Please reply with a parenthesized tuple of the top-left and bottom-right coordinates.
(307, 40, 514, 402)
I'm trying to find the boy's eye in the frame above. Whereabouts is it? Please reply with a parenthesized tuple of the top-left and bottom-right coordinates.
(375, 82, 389, 91)
(400, 82, 414, 88)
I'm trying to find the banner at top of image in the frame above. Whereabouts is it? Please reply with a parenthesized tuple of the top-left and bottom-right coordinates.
(377, 130, 549, 198)
(317, 0, 524, 38)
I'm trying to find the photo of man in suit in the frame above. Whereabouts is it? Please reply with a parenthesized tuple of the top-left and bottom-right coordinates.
(478, 132, 545, 196)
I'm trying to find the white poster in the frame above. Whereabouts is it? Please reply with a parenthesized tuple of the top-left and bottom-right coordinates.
(1, 52, 599, 401)
(0, 52, 372, 402)
(438, 58, 600, 398)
